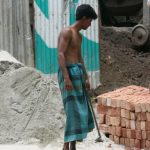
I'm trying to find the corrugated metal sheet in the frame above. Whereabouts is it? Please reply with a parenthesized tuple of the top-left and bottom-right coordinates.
(34, 0, 100, 88)
(143, 0, 150, 26)
(0, 0, 34, 66)
(34, 0, 63, 74)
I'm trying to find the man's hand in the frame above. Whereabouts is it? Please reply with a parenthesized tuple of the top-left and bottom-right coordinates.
(64, 78, 73, 90)
(85, 79, 90, 90)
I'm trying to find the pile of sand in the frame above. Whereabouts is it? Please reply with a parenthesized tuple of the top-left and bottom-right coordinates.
(0, 51, 65, 144)
(0, 51, 126, 150)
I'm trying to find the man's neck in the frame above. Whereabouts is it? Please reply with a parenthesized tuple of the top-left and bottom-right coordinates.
(71, 21, 82, 32)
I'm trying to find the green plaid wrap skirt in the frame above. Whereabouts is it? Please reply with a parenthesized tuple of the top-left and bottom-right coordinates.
(58, 63, 95, 142)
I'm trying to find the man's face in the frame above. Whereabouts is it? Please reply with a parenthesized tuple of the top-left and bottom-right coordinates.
(82, 18, 92, 30)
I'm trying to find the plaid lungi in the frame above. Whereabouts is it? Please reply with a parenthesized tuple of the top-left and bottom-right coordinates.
(58, 63, 95, 142)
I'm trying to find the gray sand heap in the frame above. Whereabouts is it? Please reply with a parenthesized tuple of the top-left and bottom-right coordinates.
(0, 52, 127, 150)
(0, 51, 65, 144)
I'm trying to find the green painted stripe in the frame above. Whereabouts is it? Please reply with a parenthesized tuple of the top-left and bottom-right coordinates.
(35, 31, 99, 74)
(35, 0, 49, 19)
(35, 31, 58, 74)
(82, 35, 100, 71)
(70, 1, 76, 24)
(73, 0, 79, 3)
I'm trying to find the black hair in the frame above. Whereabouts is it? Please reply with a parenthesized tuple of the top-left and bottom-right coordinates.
(76, 4, 98, 21)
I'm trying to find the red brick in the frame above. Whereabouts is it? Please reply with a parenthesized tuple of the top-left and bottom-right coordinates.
(121, 109, 130, 119)
(114, 136, 119, 144)
(141, 121, 146, 130)
(124, 138, 130, 147)
(97, 105, 108, 115)
(109, 126, 115, 135)
(130, 112, 136, 120)
(146, 112, 150, 121)
(97, 97, 102, 105)
(99, 114, 105, 124)
(126, 102, 135, 111)
(126, 129, 136, 139)
(136, 113, 141, 121)
(122, 128, 127, 138)
(101, 97, 107, 106)
(125, 110, 130, 119)
(111, 99, 117, 108)
(121, 109, 126, 118)
(146, 103, 150, 113)
(120, 137, 125, 145)
(146, 140, 150, 148)
(135, 103, 141, 113)
(106, 98, 112, 107)
(137, 112, 147, 121)
(141, 103, 146, 112)
(130, 120, 136, 130)
(141, 140, 146, 149)
(126, 119, 130, 129)
(146, 121, 150, 130)
(135, 130, 142, 140)
(121, 100, 127, 109)
(141, 112, 147, 121)
(134, 139, 141, 149)
(116, 99, 121, 108)
(147, 131, 150, 140)
(115, 126, 122, 137)
(121, 118, 126, 127)
(110, 117, 120, 126)
(136, 121, 141, 130)
(125, 147, 131, 150)
(99, 124, 109, 133)
(129, 138, 135, 147)
(105, 115, 111, 125)
(108, 107, 121, 117)
(142, 131, 147, 140)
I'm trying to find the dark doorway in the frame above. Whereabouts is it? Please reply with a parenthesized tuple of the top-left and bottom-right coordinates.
(98, 0, 143, 27)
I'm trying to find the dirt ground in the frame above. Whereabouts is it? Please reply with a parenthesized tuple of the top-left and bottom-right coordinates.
(94, 27, 150, 96)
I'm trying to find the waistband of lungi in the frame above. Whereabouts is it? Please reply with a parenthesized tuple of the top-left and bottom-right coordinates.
(66, 63, 82, 68)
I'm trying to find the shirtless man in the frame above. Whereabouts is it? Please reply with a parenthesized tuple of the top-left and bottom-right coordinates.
(57, 4, 97, 150)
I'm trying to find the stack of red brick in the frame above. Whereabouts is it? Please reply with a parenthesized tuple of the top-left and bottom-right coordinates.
(97, 85, 150, 149)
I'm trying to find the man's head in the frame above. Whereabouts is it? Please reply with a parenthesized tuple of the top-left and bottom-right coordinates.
(76, 4, 98, 30)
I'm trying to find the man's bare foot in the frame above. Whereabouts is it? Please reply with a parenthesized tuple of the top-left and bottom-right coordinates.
(70, 141, 76, 150)
(63, 142, 69, 150)
(77, 139, 83, 142)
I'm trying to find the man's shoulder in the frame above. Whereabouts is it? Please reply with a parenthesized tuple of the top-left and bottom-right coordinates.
(61, 27, 72, 37)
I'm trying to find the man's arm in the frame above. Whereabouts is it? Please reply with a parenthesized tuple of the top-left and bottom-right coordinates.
(80, 57, 89, 79)
(78, 43, 90, 90)
(58, 28, 73, 90)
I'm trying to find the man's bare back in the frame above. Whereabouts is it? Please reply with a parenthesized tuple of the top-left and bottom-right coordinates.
(58, 27, 82, 65)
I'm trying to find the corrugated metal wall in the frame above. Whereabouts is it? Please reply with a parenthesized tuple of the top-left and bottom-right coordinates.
(143, 0, 150, 25)
(0, 0, 34, 66)
(34, 0, 100, 88)
(34, 0, 63, 74)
